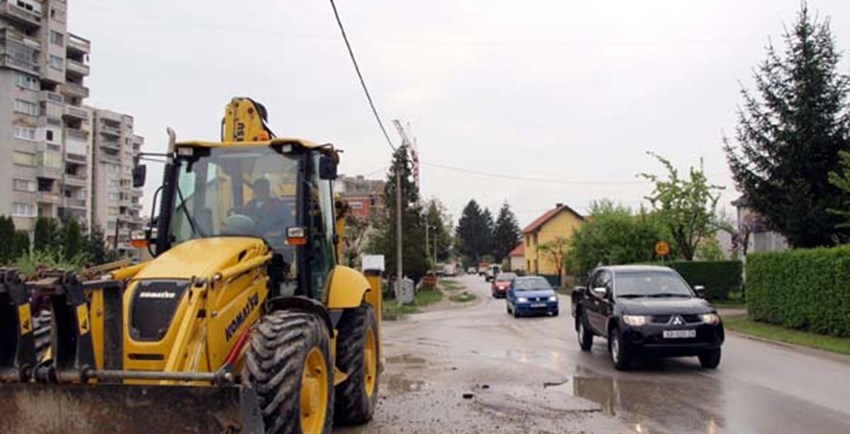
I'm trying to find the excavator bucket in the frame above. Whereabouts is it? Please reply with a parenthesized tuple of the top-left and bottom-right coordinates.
(0, 383, 263, 434)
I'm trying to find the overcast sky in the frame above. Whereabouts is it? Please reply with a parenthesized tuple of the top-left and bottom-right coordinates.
(71, 0, 850, 227)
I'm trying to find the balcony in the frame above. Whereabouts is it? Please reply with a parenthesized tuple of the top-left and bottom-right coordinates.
(40, 90, 64, 104)
(0, 1, 42, 29)
(63, 106, 87, 121)
(64, 174, 87, 187)
(66, 59, 89, 76)
(65, 152, 87, 163)
(37, 192, 61, 205)
(67, 34, 90, 55)
(63, 197, 86, 209)
(99, 153, 121, 164)
(60, 82, 89, 99)
(100, 138, 121, 151)
(37, 166, 62, 180)
(100, 123, 122, 137)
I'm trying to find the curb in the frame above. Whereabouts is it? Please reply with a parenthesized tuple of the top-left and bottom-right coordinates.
(726, 329, 850, 365)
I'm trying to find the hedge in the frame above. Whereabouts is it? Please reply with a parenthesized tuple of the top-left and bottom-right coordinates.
(747, 246, 850, 338)
(665, 260, 742, 301)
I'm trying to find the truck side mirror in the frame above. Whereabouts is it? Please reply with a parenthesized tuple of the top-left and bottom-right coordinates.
(694, 285, 706, 298)
(132, 164, 147, 188)
(591, 287, 608, 298)
(319, 155, 337, 180)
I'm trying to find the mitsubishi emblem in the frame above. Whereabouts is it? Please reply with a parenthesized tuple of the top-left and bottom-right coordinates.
(671, 315, 684, 325)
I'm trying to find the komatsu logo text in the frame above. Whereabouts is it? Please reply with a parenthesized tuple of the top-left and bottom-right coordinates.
(226, 293, 260, 341)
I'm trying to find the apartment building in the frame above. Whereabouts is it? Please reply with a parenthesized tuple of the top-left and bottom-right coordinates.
(89, 108, 143, 257)
(334, 175, 385, 219)
(0, 0, 143, 258)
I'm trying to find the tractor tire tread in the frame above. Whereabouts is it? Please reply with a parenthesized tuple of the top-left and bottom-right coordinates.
(333, 305, 379, 425)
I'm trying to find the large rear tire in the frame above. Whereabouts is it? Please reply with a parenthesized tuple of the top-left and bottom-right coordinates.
(334, 305, 380, 425)
(242, 310, 334, 434)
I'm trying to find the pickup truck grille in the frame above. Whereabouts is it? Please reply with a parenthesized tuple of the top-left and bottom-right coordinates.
(651, 314, 703, 324)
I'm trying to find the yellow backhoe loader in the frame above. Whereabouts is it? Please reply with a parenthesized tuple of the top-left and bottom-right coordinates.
(0, 98, 382, 434)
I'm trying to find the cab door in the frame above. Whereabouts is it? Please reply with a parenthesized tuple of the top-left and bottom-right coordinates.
(586, 270, 612, 335)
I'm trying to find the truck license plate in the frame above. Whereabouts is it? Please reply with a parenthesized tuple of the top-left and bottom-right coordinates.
(663, 329, 696, 339)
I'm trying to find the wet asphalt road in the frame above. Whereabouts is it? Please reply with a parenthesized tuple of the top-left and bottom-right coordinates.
(339, 275, 850, 434)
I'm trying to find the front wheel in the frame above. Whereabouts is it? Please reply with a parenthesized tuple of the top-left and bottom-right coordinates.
(577, 314, 593, 352)
(609, 327, 631, 371)
(698, 348, 722, 369)
(242, 310, 334, 434)
(334, 305, 380, 425)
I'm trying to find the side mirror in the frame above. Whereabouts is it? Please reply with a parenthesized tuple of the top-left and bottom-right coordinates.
(319, 155, 338, 180)
(694, 285, 706, 298)
(591, 287, 608, 298)
(132, 164, 147, 188)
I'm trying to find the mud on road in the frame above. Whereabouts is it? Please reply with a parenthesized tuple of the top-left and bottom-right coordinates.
(337, 275, 633, 434)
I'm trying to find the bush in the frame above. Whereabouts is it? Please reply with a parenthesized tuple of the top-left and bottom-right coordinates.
(665, 260, 742, 301)
(747, 246, 850, 337)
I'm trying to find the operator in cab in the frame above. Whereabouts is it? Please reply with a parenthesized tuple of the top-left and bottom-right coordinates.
(243, 178, 294, 239)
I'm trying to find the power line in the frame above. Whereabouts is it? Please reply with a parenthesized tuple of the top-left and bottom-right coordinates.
(420, 161, 649, 186)
(328, 0, 396, 152)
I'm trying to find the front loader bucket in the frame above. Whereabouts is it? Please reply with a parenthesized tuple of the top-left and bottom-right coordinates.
(0, 383, 263, 434)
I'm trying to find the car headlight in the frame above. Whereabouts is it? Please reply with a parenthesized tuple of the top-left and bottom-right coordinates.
(700, 313, 720, 325)
(548, 296, 558, 302)
(517, 297, 528, 303)
(622, 315, 650, 326)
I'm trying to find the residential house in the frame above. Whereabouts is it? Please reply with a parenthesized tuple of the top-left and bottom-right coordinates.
(523, 203, 585, 285)
(507, 243, 525, 274)
(732, 198, 788, 254)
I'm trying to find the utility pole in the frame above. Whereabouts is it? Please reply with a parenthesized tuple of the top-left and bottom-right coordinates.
(425, 223, 430, 270)
(395, 165, 403, 303)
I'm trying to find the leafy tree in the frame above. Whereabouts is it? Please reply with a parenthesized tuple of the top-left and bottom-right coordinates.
(11, 231, 30, 259)
(492, 203, 521, 262)
(696, 238, 725, 261)
(424, 199, 453, 263)
(455, 200, 491, 263)
(641, 153, 722, 261)
(369, 147, 428, 281)
(725, 4, 850, 247)
(342, 214, 370, 269)
(63, 219, 84, 258)
(0, 216, 15, 264)
(33, 217, 60, 253)
(83, 225, 114, 265)
(538, 237, 569, 287)
(567, 200, 667, 277)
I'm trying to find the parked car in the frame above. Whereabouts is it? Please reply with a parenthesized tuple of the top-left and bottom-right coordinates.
(571, 265, 724, 370)
(485, 264, 502, 282)
(506, 276, 559, 317)
(467, 267, 477, 275)
(477, 263, 490, 276)
(491, 272, 518, 298)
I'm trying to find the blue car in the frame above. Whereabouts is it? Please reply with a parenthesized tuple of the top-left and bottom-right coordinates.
(506, 276, 559, 317)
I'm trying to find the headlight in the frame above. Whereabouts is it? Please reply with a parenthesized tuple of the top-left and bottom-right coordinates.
(622, 315, 650, 326)
(548, 296, 558, 302)
(700, 313, 720, 325)
(517, 297, 529, 303)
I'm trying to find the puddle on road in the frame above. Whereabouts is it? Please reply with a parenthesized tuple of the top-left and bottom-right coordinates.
(385, 353, 427, 366)
(383, 375, 427, 393)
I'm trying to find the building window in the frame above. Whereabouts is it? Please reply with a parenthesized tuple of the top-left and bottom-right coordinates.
(50, 31, 64, 46)
(14, 99, 39, 116)
(45, 129, 56, 143)
(12, 203, 36, 217)
(13, 179, 36, 192)
(49, 55, 63, 71)
(41, 152, 62, 169)
(13, 152, 35, 167)
(16, 73, 39, 90)
(13, 126, 37, 141)
(109, 192, 120, 201)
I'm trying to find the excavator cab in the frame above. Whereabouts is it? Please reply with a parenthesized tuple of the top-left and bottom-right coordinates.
(0, 98, 381, 434)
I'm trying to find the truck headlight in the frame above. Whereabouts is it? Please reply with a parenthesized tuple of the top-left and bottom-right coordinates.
(700, 313, 720, 325)
(622, 315, 650, 326)
(517, 297, 528, 303)
(548, 296, 558, 302)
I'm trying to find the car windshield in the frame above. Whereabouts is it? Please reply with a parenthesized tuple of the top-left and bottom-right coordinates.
(496, 273, 517, 282)
(513, 277, 552, 291)
(615, 270, 693, 298)
(170, 146, 299, 254)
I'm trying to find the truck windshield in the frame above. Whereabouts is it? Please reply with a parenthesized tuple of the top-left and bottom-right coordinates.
(615, 271, 693, 298)
(170, 146, 300, 254)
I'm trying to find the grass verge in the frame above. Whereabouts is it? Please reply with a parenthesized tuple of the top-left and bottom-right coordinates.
(439, 279, 464, 292)
(382, 287, 444, 320)
(449, 291, 477, 303)
(724, 315, 850, 356)
(712, 291, 747, 309)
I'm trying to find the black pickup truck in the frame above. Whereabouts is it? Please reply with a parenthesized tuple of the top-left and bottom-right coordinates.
(571, 265, 724, 370)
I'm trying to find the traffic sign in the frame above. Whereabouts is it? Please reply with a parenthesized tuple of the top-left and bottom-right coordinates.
(655, 241, 670, 257)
